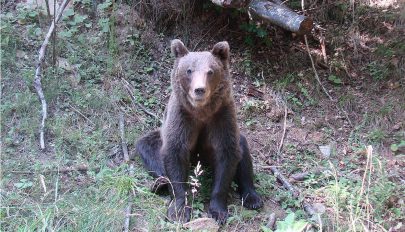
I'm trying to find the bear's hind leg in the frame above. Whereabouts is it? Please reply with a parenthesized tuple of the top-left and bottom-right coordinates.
(135, 130, 165, 177)
(136, 130, 168, 193)
(235, 134, 264, 209)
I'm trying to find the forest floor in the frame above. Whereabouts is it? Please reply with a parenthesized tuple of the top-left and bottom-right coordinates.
(1, 0, 404, 231)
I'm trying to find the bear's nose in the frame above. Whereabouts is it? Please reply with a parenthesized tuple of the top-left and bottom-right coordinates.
(194, 88, 206, 96)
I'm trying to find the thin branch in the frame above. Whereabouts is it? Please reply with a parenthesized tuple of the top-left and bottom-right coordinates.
(277, 105, 288, 156)
(34, 0, 71, 149)
(119, 112, 130, 162)
(263, 165, 316, 217)
(266, 212, 277, 229)
(304, 35, 334, 101)
(68, 104, 95, 126)
(119, 113, 135, 231)
(264, 166, 299, 197)
(44, 0, 51, 20)
(124, 202, 133, 232)
(10, 164, 89, 174)
(120, 78, 162, 123)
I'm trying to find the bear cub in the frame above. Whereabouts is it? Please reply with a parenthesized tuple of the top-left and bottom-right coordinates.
(136, 39, 263, 224)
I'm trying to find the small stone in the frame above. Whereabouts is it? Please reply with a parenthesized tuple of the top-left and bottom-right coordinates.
(183, 217, 219, 232)
(312, 203, 326, 214)
(319, 145, 331, 159)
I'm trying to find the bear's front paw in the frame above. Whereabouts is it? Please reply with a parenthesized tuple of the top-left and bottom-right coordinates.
(167, 200, 191, 223)
(208, 201, 228, 224)
(241, 190, 263, 209)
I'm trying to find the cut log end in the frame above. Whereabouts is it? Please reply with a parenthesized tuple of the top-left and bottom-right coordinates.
(298, 17, 313, 35)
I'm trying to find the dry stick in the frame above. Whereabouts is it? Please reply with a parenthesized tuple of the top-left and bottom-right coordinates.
(277, 105, 288, 156)
(68, 104, 95, 126)
(34, 0, 71, 149)
(264, 165, 317, 217)
(120, 78, 162, 123)
(119, 113, 130, 162)
(10, 164, 89, 174)
(119, 113, 134, 232)
(266, 212, 277, 230)
(44, 0, 51, 20)
(303, 35, 333, 101)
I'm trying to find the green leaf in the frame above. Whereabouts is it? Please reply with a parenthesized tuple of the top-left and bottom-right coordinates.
(328, 75, 342, 84)
(391, 144, 398, 152)
(275, 213, 308, 232)
(261, 225, 273, 232)
(14, 179, 33, 189)
(64, 8, 75, 17)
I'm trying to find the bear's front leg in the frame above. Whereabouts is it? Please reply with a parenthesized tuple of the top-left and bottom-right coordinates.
(161, 104, 199, 223)
(163, 147, 191, 223)
(207, 105, 242, 224)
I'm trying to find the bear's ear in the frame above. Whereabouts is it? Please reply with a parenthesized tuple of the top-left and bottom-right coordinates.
(171, 39, 189, 58)
(211, 41, 230, 63)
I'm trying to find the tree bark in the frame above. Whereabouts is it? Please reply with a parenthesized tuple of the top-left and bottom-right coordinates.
(249, 0, 313, 34)
(210, 0, 313, 34)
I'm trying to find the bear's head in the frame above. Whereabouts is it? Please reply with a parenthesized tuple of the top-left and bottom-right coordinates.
(171, 39, 230, 109)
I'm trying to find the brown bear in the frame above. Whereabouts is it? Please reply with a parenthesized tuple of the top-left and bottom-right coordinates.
(136, 39, 263, 224)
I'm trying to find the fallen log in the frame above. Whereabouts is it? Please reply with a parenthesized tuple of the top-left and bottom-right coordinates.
(211, 0, 250, 8)
(211, 0, 313, 34)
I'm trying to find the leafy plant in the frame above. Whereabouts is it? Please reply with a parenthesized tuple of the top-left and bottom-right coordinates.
(367, 129, 386, 143)
(275, 213, 308, 232)
(240, 22, 271, 46)
(366, 61, 388, 80)
(390, 140, 405, 153)
(261, 212, 308, 232)
(14, 179, 33, 189)
(328, 75, 342, 85)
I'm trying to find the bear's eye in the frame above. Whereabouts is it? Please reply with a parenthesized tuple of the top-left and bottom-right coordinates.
(187, 69, 192, 75)
(207, 70, 214, 76)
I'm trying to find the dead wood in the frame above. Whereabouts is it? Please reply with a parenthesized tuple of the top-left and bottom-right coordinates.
(266, 212, 276, 229)
(211, 0, 250, 8)
(211, 0, 313, 34)
(34, 0, 71, 149)
(249, 0, 313, 34)
(119, 113, 135, 232)
(276, 105, 288, 156)
(10, 164, 89, 174)
(119, 112, 130, 162)
(264, 165, 316, 217)
(264, 165, 317, 217)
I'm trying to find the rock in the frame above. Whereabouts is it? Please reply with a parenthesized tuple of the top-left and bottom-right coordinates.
(183, 218, 219, 232)
(318, 145, 331, 159)
(312, 203, 326, 214)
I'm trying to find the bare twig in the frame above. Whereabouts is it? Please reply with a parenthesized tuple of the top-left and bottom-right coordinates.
(124, 202, 133, 232)
(304, 36, 334, 101)
(44, 0, 51, 19)
(34, 0, 71, 149)
(120, 78, 162, 123)
(119, 113, 135, 231)
(266, 212, 277, 229)
(10, 164, 89, 174)
(119, 112, 130, 162)
(264, 165, 317, 217)
(277, 105, 288, 156)
(264, 166, 299, 197)
(68, 104, 95, 126)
